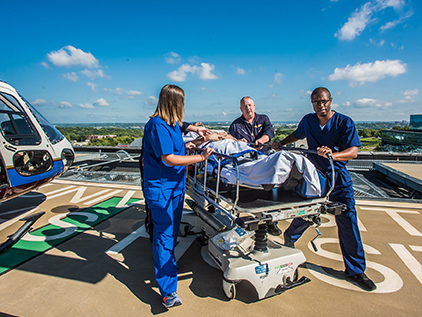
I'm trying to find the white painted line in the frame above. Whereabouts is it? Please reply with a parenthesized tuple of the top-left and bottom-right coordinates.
(83, 190, 123, 205)
(410, 245, 422, 252)
(44, 185, 76, 197)
(106, 225, 148, 255)
(116, 190, 136, 208)
(53, 179, 141, 191)
(70, 188, 111, 203)
(360, 207, 422, 237)
(0, 207, 39, 231)
(105, 224, 195, 263)
(0, 206, 38, 216)
(175, 235, 197, 262)
(390, 243, 422, 285)
(358, 217, 367, 232)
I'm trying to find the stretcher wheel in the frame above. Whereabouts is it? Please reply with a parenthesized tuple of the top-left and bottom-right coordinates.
(293, 268, 299, 282)
(222, 280, 236, 300)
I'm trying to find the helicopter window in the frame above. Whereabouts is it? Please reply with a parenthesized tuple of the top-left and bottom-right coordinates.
(20, 96, 65, 145)
(1, 93, 24, 112)
(13, 150, 53, 176)
(0, 99, 41, 145)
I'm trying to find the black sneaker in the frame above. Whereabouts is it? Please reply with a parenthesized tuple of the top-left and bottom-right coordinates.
(267, 223, 282, 236)
(349, 273, 377, 291)
(283, 232, 295, 248)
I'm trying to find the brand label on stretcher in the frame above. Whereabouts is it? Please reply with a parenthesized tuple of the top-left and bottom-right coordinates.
(255, 263, 269, 275)
(235, 226, 246, 237)
(275, 262, 294, 275)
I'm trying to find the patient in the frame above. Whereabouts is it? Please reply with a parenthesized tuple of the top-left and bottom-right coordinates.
(186, 133, 323, 198)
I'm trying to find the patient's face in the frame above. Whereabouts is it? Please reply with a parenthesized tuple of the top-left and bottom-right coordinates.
(240, 98, 255, 121)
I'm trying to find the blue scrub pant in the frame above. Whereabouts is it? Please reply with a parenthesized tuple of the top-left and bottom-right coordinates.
(147, 192, 184, 297)
(285, 194, 366, 276)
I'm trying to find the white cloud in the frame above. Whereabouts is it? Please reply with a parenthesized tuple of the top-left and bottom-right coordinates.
(328, 59, 406, 86)
(198, 63, 218, 80)
(167, 64, 197, 82)
(94, 98, 109, 107)
(63, 72, 78, 82)
(81, 69, 110, 80)
(126, 90, 142, 96)
(167, 62, 218, 82)
(300, 90, 312, 98)
(335, 2, 375, 40)
(274, 73, 283, 83)
(398, 89, 419, 103)
(40, 62, 50, 69)
(353, 98, 392, 109)
(59, 101, 72, 108)
(380, 9, 413, 31)
(236, 68, 246, 75)
(31, 99, 47, 106)
(78, 103, 95, 109)
(87, 82, 98, 93)
(104, 87, 142, 99)
(222, 112, 227, 116)
(104, 87, 124, 95)
(369, 38, 386, 46)
(47, 45, 100, 68)
(335, 0, 407, 40)
(144, 96, 158, 105)
(164, 52, 181, 64)
(403, 89, 419, 96)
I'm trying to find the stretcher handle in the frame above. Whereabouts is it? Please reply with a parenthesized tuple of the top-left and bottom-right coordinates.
(192, 146, 240, 211)
(192, 147, 240, 163)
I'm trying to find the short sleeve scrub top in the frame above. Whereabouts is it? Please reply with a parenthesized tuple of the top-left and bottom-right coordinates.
(142, 115, 186, 297)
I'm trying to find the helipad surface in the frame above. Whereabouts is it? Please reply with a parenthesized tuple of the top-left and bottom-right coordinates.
(0, 180, 421, 316)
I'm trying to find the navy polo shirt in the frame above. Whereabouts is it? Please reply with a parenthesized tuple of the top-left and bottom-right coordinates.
(229, 113, 275, 143)
(294, 111, 361, 194)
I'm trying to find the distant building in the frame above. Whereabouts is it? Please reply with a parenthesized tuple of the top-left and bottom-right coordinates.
(382, 114, 422, 152)
(410, 114, 422, 130)
(85, 135, 117, 141)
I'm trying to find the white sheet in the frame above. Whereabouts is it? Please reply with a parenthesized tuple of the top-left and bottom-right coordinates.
(200, 139, 322, 197)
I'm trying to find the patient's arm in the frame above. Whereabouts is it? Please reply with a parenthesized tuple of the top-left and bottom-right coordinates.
(188, 131, 236, 147)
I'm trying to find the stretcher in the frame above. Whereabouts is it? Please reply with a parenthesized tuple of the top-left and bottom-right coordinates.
(181, 145, 345, 300)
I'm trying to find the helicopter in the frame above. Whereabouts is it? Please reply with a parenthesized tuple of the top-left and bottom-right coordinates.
(0, 80, 74, 201)
(0, 80, 75, 253)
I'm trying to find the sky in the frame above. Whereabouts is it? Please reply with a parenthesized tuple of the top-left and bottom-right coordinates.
(1, 0, 421, 124)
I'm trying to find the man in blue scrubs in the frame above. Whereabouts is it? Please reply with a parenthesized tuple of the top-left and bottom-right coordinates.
(272, 87, 376, 291)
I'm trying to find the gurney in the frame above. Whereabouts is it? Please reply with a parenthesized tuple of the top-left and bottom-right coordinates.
(181, 141, 345, 300)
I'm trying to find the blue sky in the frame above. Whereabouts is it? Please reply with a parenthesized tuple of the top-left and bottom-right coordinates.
(1, 0, 421, 124)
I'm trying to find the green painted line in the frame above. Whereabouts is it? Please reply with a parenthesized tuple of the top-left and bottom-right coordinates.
(0, 197, 141, 275)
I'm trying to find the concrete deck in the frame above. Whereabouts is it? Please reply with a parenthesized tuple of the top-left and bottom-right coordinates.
(374, 162, 422, 195)
(1, 181, 422, 316)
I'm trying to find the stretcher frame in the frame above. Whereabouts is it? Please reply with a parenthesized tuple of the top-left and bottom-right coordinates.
(183, 149, 343, 300)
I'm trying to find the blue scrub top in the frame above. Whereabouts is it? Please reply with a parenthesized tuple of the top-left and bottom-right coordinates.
(294, 112, 361, 193)
(143, 116, 186, 201)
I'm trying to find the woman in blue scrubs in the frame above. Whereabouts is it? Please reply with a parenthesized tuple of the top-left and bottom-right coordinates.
(143, 84, 213, 308)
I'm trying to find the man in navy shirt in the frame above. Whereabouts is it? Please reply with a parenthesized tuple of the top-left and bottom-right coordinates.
(229, 96, 281, 236)
(229, 96, 275, 152)
(272, 87, 376, 292)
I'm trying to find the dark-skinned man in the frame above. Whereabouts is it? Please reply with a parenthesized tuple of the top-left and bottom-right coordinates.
(272, 87, 376, 292)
